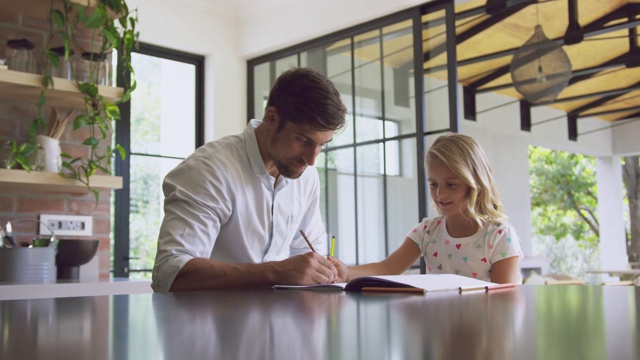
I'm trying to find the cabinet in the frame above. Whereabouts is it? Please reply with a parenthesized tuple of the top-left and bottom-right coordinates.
(0, 69, 124, 192)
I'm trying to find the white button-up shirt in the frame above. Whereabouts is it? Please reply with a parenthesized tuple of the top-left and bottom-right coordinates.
(152, 120, 327, 292)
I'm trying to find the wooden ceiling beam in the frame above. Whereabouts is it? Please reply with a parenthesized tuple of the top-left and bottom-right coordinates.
(453, 8, 640, 70)
(615, 111, 640, 121)
(567, 54, 629, 86)
(556, 83, 640, 106)
(564, 0, 583, 45)
(423, 3, 531, 62)
(578, 106, 640, 119)
(455, 0, 536, 20)
(566, 81, 640, 115)
(581, 3, 640, 33)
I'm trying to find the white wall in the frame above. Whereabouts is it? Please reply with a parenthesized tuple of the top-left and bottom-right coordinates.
(128, 0, 246, 140)
(235, 0, 434, 58)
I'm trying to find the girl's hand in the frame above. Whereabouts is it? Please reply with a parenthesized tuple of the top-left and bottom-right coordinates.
(327, 256, 349, 282)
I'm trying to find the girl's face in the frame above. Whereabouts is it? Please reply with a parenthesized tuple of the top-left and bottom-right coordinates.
(427, 157, 470, 218)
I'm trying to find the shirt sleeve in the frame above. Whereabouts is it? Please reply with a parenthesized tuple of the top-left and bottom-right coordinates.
(151, 156, 232, 292)
(406, 217, 432, 255)
(488, 223, 524, 265)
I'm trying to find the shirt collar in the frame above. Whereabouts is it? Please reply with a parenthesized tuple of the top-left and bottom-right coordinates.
(245, 119, 267, 176)
(245, 119, 291, 190)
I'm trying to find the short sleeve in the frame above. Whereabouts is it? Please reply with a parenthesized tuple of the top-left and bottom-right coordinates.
(406, 217, 441, 255)
(488, 223, 524, 265)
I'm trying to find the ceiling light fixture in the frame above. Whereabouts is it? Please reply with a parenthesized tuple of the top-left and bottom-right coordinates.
(509, 2, 572, 104)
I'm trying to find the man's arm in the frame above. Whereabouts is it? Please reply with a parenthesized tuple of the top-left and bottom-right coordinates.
(169, 252, 339, 291)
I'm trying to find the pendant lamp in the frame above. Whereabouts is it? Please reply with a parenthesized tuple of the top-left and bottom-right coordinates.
(509, 25, 572, 104)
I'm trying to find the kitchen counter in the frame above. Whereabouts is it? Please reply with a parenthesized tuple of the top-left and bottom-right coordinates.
(0, 277, 152, 300)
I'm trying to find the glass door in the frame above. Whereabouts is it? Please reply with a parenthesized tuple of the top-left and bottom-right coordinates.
(113, 44, 204, 278)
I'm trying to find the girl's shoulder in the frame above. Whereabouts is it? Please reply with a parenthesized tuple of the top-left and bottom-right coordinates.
(418, 216, 447, 229)
(481, 220, 518, 238)
(410, 216, 447, 237)
(409, 216, 446, 236)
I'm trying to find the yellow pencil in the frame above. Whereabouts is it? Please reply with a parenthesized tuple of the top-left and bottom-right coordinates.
(330, 236, 336, 257)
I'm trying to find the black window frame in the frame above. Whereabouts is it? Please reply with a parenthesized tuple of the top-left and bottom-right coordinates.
(113, 43, 205, 277)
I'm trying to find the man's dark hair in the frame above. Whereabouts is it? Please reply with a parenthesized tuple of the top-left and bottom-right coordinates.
(266, 67, 347, 132)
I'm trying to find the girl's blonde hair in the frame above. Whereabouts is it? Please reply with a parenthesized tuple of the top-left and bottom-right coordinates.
(425, 133, 507, 226)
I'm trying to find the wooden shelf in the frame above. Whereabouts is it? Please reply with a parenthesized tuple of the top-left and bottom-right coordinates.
(0, 69, 123, 108)
(2, 0, 101, 21)
(0, 169, 122, 193)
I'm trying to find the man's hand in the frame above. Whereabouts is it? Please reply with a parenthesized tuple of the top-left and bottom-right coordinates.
(272, 252, 338, 285)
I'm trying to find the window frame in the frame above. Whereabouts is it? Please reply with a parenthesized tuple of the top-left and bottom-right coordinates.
(247, 0, 458, 270)
(113, 43, 205, 277)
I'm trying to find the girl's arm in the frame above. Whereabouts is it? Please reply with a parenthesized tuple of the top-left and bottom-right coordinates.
(329, 237, 421, 282)
(490, 256, 520, 284)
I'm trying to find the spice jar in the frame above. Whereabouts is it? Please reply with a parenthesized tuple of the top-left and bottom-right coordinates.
(5, 39, 36, 73)
(80, 51, 110, 85)
(49, 46, 74, 79)
(28, 144, 46, 171)
(1, 140, 15, 169)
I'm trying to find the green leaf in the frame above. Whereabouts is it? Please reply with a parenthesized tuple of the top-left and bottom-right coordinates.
(45, 50, 60, 67)
(15, 157, 30, 170)
(51, 9, 65, 28)
(84, 9, 105, 29)
(120, 89, 131, 103)
(105, 104, 120, 119)
(73, 114, 89, 129)
(83, 137, 100, 148)
(123, 32, 135, 50)
(28, 120, 39, 137)
(78, 82, 99, 96)
(102, 27, 119, 48)
(116, 144, 127, 160)
(77, 4, 88, 23)
(103, 0, 122, 14)
(61, 34, 71, 51)
(18, 142, 37, 157)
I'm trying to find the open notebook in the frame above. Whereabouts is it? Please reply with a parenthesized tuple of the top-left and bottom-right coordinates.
(273, 274, 510, 293)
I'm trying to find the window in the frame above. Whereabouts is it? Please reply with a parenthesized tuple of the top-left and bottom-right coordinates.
(113, 44, 204, 278)
(247, 2, 458, 269)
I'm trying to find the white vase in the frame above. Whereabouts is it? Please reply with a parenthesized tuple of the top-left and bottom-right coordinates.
(35, 135, 61, 173)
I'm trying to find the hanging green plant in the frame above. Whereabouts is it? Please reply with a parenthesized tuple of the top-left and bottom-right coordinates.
(34, 0, 139, 202)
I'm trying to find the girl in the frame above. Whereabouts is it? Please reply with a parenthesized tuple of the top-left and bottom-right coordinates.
(330, 133, 523, 284)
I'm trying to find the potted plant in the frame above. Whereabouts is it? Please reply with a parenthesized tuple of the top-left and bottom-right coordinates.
(10, 0, 138, 202)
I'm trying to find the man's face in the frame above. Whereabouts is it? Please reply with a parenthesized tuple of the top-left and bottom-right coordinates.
(268, 119, 334, 179)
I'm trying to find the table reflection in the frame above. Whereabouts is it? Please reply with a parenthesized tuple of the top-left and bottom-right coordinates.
(324, 289, 526, 360)
(390, 289, 526, 360)
(0, 286, 638, 360)
(152, 290, 347, 360)
(0, 296, 106, 359)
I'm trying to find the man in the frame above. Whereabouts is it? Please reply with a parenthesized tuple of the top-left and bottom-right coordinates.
(152, 67, 347, 292)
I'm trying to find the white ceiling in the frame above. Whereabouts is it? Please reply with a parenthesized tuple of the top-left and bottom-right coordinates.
(161, 0, 433, 58)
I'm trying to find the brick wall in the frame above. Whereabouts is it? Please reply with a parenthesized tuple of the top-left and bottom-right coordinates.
(1, 1, 114, 279)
